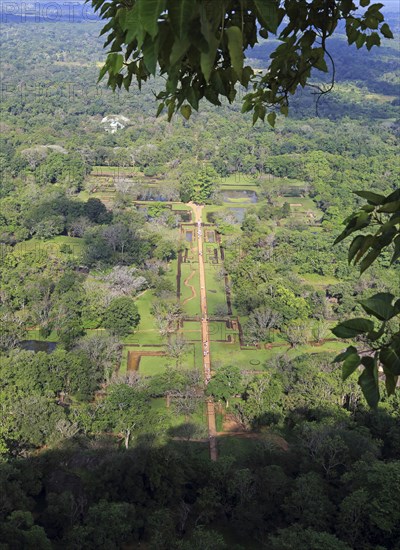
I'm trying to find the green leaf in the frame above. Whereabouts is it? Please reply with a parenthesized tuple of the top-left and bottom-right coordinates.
(334, 345, 359, 363)
(167, 99, 176, 121)
(267, 112, 276, 127)
(391, 235, 400, 265)
(361, 204, 375, 213)
(142, 35, 159, 75)
(368, 3, 384, 13)
(359, 361, 379, 408)
(137, 0, 166, 38)
(380, 346, 400, 375)
(348, 235, 365, 263)
(383, 368, 397, 396)
(359, 293, 396, 321)
(280, 104, 289, 116)
(354, 190, 385, 205)
(385, 188, 400, 203)
(313, 49, 328, 72)
(359, 248, 380, 274)
(242, 66, 254, 88)
(366, 32, 381, 50)
(169, 0, 196, 38)
(360, 0, 370, 6)
(200, 52, 214, 83)
(122, 6, 144, 46)
(253, 0, 280, 33)
(342, 352, 361, 381)
(200, 17, 219, 82)
(334, 211, 372, 245)
(332, 318, 375, 339)
(352, 235, 375, 265)
(123, 72, 132, 91)
(180, 104, 192, 120)
(156, 102, 165, 117)
(377, 200, 400, 213)
(107, 53, 124, 75)
(186, 86, 199, 110)
(380, 22, 393, 38)
(225, 26, 244, 79)
(170, 35, 190, 65)
(355, 34, 366, 49)
(98, 63, 109, 82)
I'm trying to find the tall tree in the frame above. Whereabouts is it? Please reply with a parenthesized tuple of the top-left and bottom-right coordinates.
(103, 297, 140, 337)
(92, 0, 392, 123)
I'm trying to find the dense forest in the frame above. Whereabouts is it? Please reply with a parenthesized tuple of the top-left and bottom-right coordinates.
(0, 4, 399, 549)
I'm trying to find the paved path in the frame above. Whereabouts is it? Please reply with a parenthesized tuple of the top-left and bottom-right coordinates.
(189, 202, 218, 461)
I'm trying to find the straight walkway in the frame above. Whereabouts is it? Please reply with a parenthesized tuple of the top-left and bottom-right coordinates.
(189, 202, 218, 461)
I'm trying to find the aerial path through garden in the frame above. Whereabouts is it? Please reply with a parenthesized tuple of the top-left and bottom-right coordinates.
(189, 202, 218, 461)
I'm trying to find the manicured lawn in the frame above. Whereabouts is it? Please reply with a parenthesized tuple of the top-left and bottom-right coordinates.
(208, 321, 236, 342)
(121, 340, 201, 373)
(210, 341, 281, 370)
(181, 322, 202, 344)
(119, 291, 168, 348)
(300, 272, 339, 288)
(204, 263, 228, 316)
(277, 196, 320, 213)
(14, 236, 84, 258)
(91, 165, 141, 175)
(217, 436, 261, 462)
(139, 355, 169, 376)
(25, 329, 59, 341)
(150, 398, 208, 440)
(220, 173, 259, 187)
(210, 338, 346, 371)
(180, 262, 201, 317)
(163, 258, 181, 298)
(135, 291, 158, 331)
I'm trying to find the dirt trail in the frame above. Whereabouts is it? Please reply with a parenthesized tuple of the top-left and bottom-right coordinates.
(188, 202, 218, 461)
(182, 269, 197, 305)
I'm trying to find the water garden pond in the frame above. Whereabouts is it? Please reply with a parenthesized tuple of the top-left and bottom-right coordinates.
(21, 340, 57, 353)
(206, 208, 246, 223)
(221, 190, 258, 203)
(229, 207, 246, 222)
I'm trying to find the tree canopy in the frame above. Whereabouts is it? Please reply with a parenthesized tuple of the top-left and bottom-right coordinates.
(92, 0, 393, 123)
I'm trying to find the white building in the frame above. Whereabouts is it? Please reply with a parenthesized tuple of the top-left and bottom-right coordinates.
(101, 115, 130, 134)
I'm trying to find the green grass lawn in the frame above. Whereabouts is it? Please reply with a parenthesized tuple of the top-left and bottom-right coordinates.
(217, 436, 261, 462)
(220, 173, 259, 187)
(204, 262, 228, 316)
(210, 338, 346, 371)
(139, 355, 169, 376)
(181, 327, 202, 351)
(14, 236, 84, 257)
(211, 341, 281, 370)
(208, 321, 236, 342)
(25, 329, 59, 341)
(91, 165, 141, 175)
(151, 398, 208, 440)
(277, 196, 321, 213)
(164, 258, 178, 291)
(119, 291, 168, 348)
(135, 291, 157, 331)
(180, 262, 201, 317)
(121, 340, 201, 374)
(300, 272, 339, 288)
